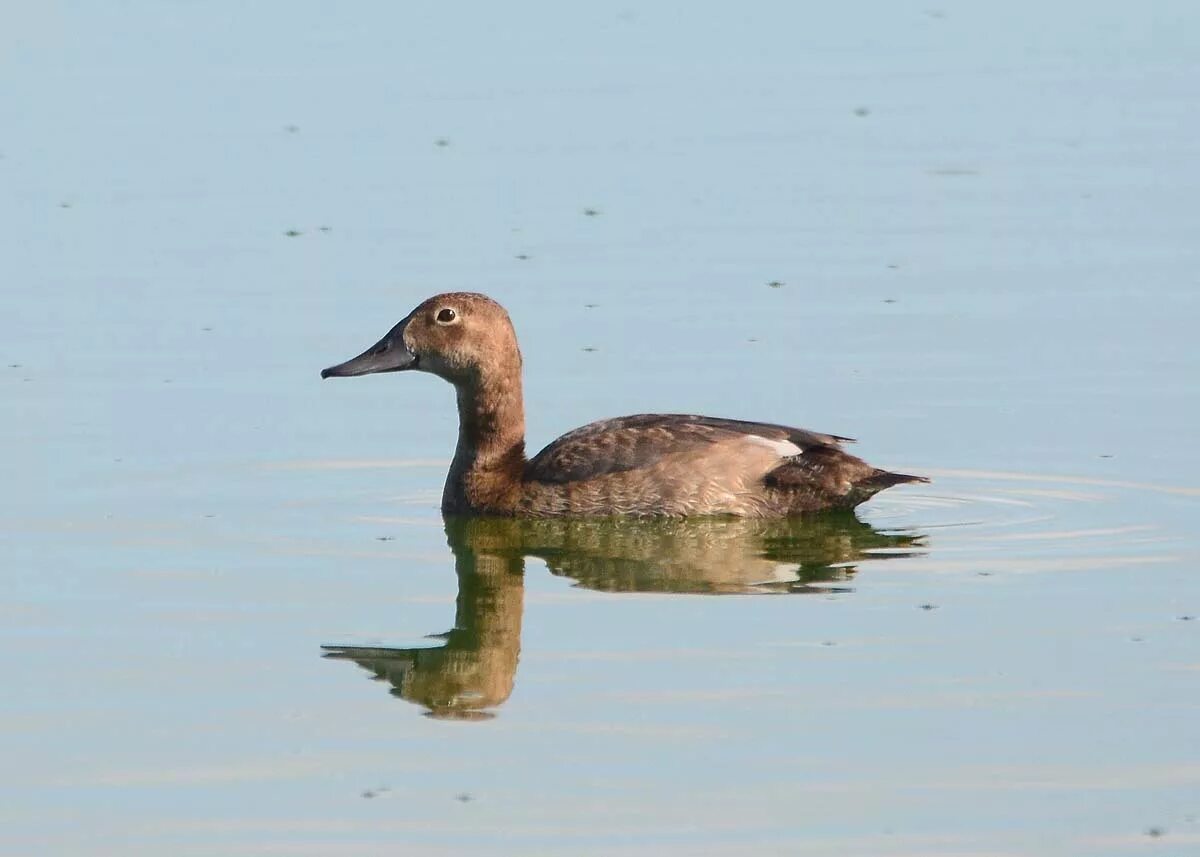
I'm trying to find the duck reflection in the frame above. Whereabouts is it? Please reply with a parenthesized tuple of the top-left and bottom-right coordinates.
(323, 514, 922, 718)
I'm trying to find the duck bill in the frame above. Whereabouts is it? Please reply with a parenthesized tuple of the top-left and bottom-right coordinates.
(321, 320, 417, 378)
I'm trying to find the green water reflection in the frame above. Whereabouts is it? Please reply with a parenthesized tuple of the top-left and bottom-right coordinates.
(323, 514, 923, 719)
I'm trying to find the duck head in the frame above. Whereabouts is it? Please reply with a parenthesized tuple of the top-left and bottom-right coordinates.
(321, 292, 521, 384)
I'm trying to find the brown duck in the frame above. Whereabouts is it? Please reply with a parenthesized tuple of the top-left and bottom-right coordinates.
(321, 292, 926, 517)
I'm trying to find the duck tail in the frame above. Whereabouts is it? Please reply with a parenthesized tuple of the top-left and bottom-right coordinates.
(862, 469, 929, 490)
(844, 468, 928, 508)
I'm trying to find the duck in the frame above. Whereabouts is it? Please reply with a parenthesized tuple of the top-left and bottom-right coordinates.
(321, 292, 926, 517)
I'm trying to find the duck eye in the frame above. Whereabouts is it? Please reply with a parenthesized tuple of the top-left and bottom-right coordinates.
(435, 308, 457, 324)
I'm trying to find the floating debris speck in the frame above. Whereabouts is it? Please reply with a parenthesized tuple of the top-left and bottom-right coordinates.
(928, 167, 980, 177)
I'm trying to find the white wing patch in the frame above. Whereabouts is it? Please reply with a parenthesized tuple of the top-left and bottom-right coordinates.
(743, 434, 803, 458)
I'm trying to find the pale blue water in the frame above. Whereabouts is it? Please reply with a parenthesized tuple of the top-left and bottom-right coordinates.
(3, 2, 1200, 855)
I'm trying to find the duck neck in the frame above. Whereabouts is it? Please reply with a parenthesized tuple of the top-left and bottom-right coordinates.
(445, 369, 527, 512)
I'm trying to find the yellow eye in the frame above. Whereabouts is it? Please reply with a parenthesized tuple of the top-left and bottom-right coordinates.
(435, 308, 457, 324)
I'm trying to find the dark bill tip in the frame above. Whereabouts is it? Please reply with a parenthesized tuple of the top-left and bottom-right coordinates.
(321, 358, 376, 379)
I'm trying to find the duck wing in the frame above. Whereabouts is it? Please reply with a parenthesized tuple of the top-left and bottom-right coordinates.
(525, 413, 851, 484)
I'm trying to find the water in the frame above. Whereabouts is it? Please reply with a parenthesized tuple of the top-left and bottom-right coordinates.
(4, 2, 1200, 854)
